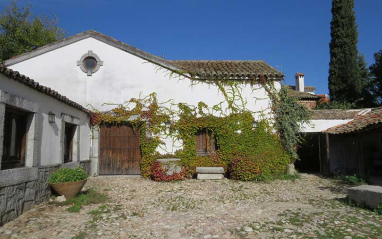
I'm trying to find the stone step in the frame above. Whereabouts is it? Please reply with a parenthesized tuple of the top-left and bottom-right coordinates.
(348, 185, 382, 209)
(196, 167, 224, 174)
(197, 174, 224, 180)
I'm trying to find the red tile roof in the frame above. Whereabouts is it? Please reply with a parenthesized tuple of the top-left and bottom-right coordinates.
(326, 108, 382, 134)
(286, 86, 320, 100)
(311, 109, 361, 120)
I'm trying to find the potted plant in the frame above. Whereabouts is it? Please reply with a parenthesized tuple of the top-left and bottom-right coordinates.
(49, 166, 88, 199)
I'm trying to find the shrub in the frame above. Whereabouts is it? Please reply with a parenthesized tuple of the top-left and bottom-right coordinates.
(141, 154, 158, 178)
(151, 161, 186, 182)
(229, 155, 262, 181)
(375, 203, 382, 215)
(49, 166, 88, 184)
(341, 174, 366, 185)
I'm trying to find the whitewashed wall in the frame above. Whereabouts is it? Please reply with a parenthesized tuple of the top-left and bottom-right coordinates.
(8, 37, 280, 154)
(0, 75, 90, 166)
(300, 120, 352, 133)
(8, 38, 279, 115)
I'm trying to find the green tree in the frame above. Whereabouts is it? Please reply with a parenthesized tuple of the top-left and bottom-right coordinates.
(328, 0, 361, 104)
(0, 1, 65, 62)
(357, 54, 376, 107)
(274, 86, 311, 160)
(369, 50, 382, 106)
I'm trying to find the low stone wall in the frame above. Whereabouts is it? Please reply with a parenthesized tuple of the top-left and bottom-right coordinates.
(0, 160, 91, 226)
(80, 160, 91, 175)
(348, 185, 382, 209)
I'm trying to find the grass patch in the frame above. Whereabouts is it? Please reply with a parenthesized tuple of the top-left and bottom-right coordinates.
(88, 204, 110, 221)
(63, 188, 108, 212)
(88, 204, 127, 222)
(72, 232, 87, 239)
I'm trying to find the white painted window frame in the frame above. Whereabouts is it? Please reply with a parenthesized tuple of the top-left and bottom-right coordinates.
(0, 90, 39, 186)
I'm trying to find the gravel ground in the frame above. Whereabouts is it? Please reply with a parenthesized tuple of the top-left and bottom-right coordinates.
(1, 174, 382, 239)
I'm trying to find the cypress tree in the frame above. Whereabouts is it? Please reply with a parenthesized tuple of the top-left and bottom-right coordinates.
(369, 51, 382, 106)
(328, 0, 361, 103)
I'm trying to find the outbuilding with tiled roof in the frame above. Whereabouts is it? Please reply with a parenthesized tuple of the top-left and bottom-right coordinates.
(313, 107, 382, 179)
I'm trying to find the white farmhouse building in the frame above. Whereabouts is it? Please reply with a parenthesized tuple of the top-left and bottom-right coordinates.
(4, 30, 284, 176)
(1, 30, 361, 225)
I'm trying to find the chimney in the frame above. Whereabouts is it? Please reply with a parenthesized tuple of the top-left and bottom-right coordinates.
(295, 73, 305, 92)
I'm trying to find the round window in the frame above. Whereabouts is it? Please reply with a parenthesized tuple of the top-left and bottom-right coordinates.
(83, 57, 97, 70)
(77, 51, 103, 76)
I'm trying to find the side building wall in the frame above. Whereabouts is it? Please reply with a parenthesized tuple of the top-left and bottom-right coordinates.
(0, 74, 91, 226)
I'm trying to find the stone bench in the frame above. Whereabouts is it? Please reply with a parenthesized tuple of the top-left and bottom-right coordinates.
(348, 185, 382, 209)
(196, 167, 224, 180)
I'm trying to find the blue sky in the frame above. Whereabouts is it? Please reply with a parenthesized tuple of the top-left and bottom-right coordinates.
(2, 0, 382, 95)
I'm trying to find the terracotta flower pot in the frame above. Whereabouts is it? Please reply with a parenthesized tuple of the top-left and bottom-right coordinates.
(50, 180, 87, 199)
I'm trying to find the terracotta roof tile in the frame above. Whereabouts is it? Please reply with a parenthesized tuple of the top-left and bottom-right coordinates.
(169, 60, 284, 80)
(0, 64, 88, 113)
(287, 86, 320, 100)
(304, 86, 316, 90)
(288, 85, 316, 92)
(310, 109, 361, 120)
(326, 108, 382, 134)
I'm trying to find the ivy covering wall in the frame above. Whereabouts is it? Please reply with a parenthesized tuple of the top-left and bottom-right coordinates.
(90, 78, 309, 180)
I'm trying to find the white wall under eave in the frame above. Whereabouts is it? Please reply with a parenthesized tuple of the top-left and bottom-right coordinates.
(300, 119, 351, 133)
(0, 75, 90, 166)
(8, 37, 279, 119)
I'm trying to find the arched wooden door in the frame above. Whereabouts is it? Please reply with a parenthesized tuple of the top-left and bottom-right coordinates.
(99, 125, 141, 175)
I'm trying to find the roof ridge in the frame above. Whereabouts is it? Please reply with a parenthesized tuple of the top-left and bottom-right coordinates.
(4, 30, 179, 71)
(4, 30, 283, 80)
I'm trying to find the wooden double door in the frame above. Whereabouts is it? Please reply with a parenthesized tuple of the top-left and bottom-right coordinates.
(99, 125, 141, 175)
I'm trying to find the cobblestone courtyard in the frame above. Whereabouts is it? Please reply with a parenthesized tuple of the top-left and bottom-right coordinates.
(1, 174, 382, 239)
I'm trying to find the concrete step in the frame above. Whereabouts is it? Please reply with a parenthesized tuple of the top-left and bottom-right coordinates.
(196, 167, 224, 174)
(197, 173, 224, 180)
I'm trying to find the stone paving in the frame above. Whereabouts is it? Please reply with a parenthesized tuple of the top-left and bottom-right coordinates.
(1, 174, 382, 238)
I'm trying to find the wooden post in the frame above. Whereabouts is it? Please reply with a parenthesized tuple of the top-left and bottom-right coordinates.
(318, 134, 322, 174)
(341, 135, 346, 175)
(359, 134, 364, 176)
(326, 133, 330, 174)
